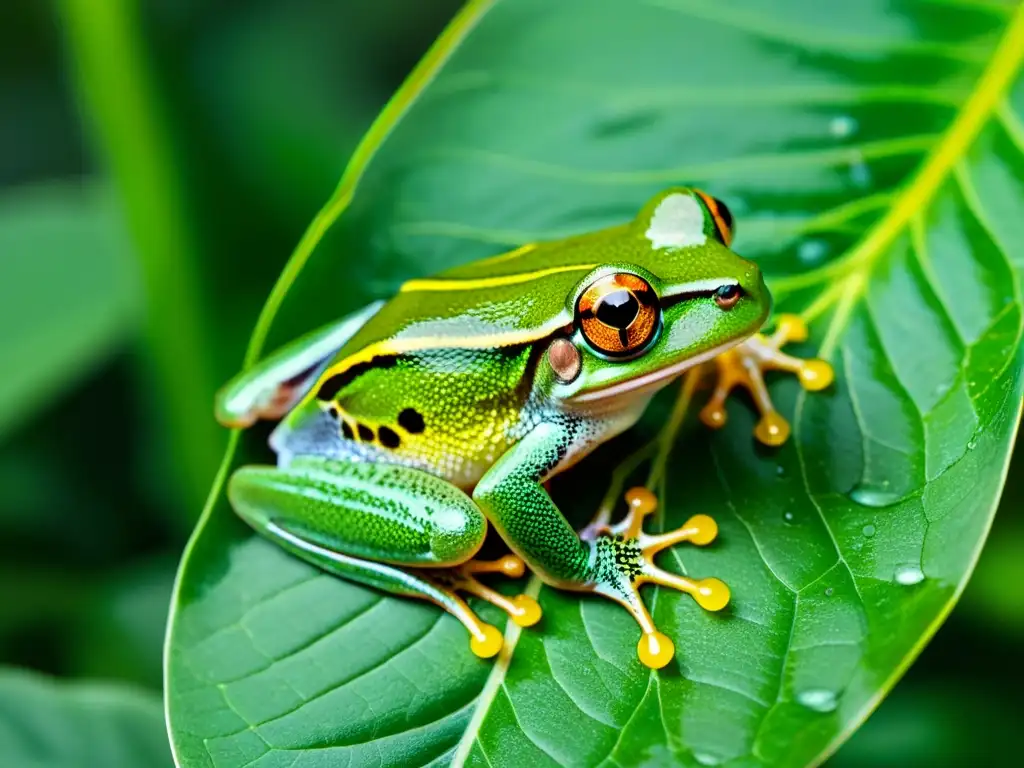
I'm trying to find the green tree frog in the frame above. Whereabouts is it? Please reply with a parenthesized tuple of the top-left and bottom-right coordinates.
(216, 188, 832, 669)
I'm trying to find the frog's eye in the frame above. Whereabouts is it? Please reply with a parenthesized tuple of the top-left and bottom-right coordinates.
(714, 283, 743, 310)
(695, 190, 735, 246)
(577, 273, 660, 357)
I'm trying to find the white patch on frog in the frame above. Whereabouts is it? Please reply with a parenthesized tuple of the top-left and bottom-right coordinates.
(645, 192, 707, 249)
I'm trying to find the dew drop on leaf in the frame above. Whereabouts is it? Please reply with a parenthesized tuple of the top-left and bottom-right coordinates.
(849, 484, 901, 508)
(783, 511, 795, 524)
(829, 115, 858, 139)
(894, 565, 925, 586)
(825, 587, 834, 597)
(862, 524, 876, 538)
(693, 752, 721, 766)
(797, 238, 829, 266)
(797, 689, 838, 713)
(848, 152, 872, 189)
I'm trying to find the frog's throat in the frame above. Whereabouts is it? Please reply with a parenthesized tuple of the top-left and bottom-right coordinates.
(568, 337, 745, 404)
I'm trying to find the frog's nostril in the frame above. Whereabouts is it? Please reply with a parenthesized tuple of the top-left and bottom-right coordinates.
(738, 265, 767, 298)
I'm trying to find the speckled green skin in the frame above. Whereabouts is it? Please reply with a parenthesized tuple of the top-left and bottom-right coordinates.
(230, 457, 485, 566)
(220, 188, 771, 609)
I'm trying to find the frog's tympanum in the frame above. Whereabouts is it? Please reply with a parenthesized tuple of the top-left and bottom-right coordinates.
(216, 189, 833, 668)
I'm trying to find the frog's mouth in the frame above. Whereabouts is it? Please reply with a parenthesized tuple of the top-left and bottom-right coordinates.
(568, 336, 745, 404)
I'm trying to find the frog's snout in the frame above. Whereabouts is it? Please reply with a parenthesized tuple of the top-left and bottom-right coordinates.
(739, 263, 771, 317)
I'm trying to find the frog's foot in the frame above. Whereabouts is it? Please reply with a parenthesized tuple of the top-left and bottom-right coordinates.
(582, 488, 729, 669)
(699, 313, 834, 446)
(426, 555, 542, 658)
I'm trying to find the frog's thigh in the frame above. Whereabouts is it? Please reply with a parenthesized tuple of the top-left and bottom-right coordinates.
(229, 455, 486, 567)
(228, 456, 537, 658)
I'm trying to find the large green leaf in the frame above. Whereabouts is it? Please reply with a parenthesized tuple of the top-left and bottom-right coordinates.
(0, 180, 139, 438)
(166, 1, 1024, 766)
(0, 669, 172, 768)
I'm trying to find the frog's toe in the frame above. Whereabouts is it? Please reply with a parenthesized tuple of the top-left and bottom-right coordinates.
(640, 565, 731, 612)
(639, 512, 719, 551)
(638, 631, 675, 670)
(429, 556, 543, 643)
(460, 556, 541, 626)
(703, 313, 834, 446)
(589, 488, 729, 669)
(797, 359, 835, 391)
(418, 582, 507, 659)
(462, 554, 526, 578)
(468, 623, 504, 658)
(754, 411, 791, 447)
(606, 486, 658, 539)
(509, 594, 543, 627)
(591, 570, 675, 669)
(772, 313, 808, 343)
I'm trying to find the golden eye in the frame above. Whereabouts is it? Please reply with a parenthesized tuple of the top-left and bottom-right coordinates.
(577, 273, 660, 357)
(695, 190, 735, 246)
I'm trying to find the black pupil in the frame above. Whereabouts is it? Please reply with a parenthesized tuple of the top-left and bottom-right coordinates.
(596, 290, 639, 328)
(717, 284, 740, 300)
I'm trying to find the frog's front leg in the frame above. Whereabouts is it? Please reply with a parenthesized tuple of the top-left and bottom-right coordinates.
(474, 423, 727, 669)
(228, 456, 541, 658)
(700, 313, 834, 445)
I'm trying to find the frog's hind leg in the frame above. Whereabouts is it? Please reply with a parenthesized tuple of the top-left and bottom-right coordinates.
(216, 301, 384, 428)
(430, 555, 541, 628)
(584, 488, 729, 669)
(228, 455, 540, 658)
(699, 313, 834, 446)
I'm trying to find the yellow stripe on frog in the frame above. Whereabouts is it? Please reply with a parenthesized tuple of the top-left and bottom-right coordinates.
(399, 263, 597, 293)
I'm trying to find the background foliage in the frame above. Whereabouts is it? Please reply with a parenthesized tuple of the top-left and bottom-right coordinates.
(1, 1, 1022, 766)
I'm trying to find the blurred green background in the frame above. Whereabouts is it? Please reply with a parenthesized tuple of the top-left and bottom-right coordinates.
(0, 1, 1020, 765)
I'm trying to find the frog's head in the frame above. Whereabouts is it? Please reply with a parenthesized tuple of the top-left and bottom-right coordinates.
(545, 188, 771, 405)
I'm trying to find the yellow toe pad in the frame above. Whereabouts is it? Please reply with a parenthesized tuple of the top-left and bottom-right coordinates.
(469, 624, 504, 658)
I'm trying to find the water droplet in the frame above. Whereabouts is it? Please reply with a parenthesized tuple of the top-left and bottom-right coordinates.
(967, 439, 977, 450)
(797, 238, 829, 266)
(895, 565, 925, 586)
(776, 465, 786, 477)
(862, 524, 876, 538)
(693, 753, 720, 766)
(783, 511, 796, 524)
(797, 689, 838, 713)
(829, 115, 858, 139)
(824, 587, 834, 597)
(848, 152, 872, 189)
(849, 484, 901, 508)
